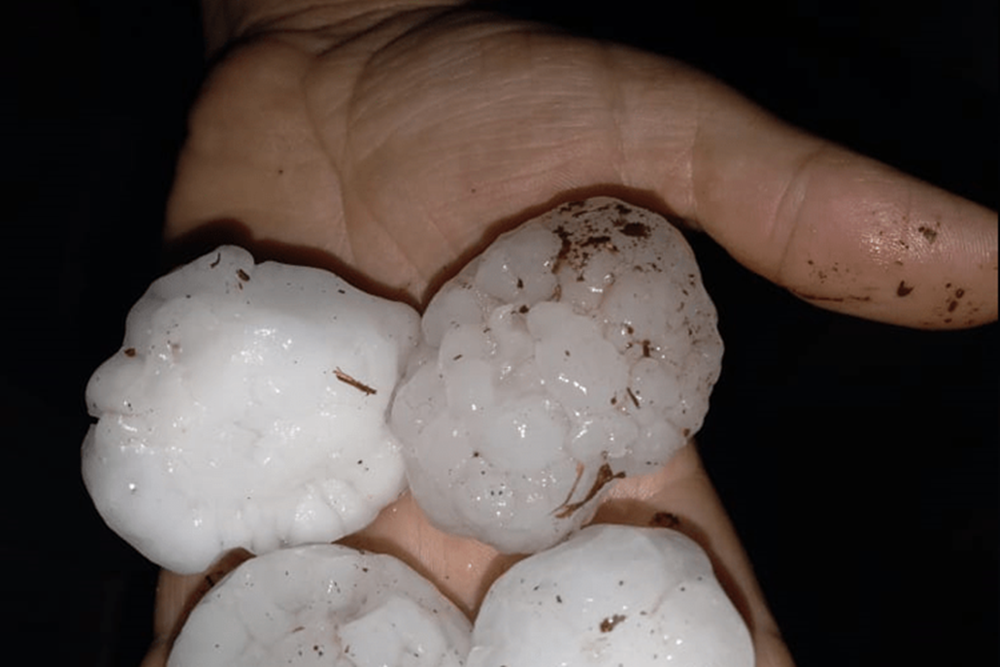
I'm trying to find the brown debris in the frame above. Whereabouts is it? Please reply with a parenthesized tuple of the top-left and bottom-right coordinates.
(553, 463, 625, 519)
(600, 614, 627, 633)
(334, 367, 377, 396)
(551, 226, 573, 274)
(619, 222, 649, 238)
(626, 387, 640, 408)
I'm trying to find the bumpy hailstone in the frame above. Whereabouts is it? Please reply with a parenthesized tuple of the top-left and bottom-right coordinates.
(467, 524, 753, 667)
(390, 198, 723, 553)
(82, 246, 419, 573)
(168, 544, 472, 667)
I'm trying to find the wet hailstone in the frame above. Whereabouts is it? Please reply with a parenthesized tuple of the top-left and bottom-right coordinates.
(82, 246, 420, 573)
(167, 544, 472, 667)
(467, 524, 753, 666)
(390, 198, 723, 553)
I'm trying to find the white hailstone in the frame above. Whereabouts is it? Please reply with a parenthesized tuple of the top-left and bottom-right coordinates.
(467, 524, 754, 667)
(82, 246, 420, 573)
(168, 544, 472, 667)
(390, 198, 723, 553)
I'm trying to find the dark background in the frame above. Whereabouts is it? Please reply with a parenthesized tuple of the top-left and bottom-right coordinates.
(3, 1, 995, 665)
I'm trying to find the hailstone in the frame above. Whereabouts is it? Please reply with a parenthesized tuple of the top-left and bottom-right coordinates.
(168, 544, 472, 667)
(467, 523, 753, 666)
(82, 246, 419, 573)
(390, 198, 723, 553)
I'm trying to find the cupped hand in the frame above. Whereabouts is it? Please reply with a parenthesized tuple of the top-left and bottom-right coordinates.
(145, 1, 997, 665)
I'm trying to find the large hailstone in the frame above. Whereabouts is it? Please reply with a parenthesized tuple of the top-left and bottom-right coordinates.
(168, 544, 472, 667)
(390, 198, 723, 553)
(82, 246, 419, 573)
(467, 524, 753, 666)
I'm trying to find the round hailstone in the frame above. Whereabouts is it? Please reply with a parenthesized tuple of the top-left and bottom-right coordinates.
(390, 198, 723, 553)
(82, 246, 420, 573)
(168, 544, 472, 667)
(467, 524, 753, 667)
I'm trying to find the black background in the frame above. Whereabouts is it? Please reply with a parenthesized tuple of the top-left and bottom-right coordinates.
(3, 1, 996, 665)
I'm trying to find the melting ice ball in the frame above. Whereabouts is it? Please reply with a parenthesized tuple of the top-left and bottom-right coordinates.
(168, 544, 472, 667)
(467, 524, 753, 667)
(82, 246, 419, 573)
(390, 198, 723, 553)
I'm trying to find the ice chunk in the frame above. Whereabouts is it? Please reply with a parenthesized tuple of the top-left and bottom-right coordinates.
(82, 246, 420, 573)
(467, 524, 753, 667)
(168, 544, 471, 667)
(391, 198, 722, 553)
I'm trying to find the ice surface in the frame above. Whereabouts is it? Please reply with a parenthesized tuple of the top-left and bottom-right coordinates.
(391, 198, 723, 553)
(467, 524, 753, 666)
(82, 246, 420, 573)
(168, 544, 471, 667)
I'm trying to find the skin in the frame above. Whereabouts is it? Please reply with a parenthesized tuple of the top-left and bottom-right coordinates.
(141, 1, 998, 665)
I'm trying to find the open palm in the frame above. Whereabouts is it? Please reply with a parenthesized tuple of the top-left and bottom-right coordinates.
(148, 1, 997, 665)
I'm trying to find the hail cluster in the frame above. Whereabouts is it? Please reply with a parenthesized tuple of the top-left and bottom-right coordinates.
(168, 526, 752, 667)
(82, 199, 744, 666)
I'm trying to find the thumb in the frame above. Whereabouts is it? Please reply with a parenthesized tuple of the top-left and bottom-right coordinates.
(608, 47, 997, 328)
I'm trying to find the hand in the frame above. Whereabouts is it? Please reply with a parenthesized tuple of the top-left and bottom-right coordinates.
(144, 1, 997, 665)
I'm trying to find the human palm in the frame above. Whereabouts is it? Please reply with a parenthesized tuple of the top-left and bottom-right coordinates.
(146, 1, 996, 665)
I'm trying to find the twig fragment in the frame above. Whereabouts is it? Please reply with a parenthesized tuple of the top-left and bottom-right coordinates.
(334, 367, 377, 396)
